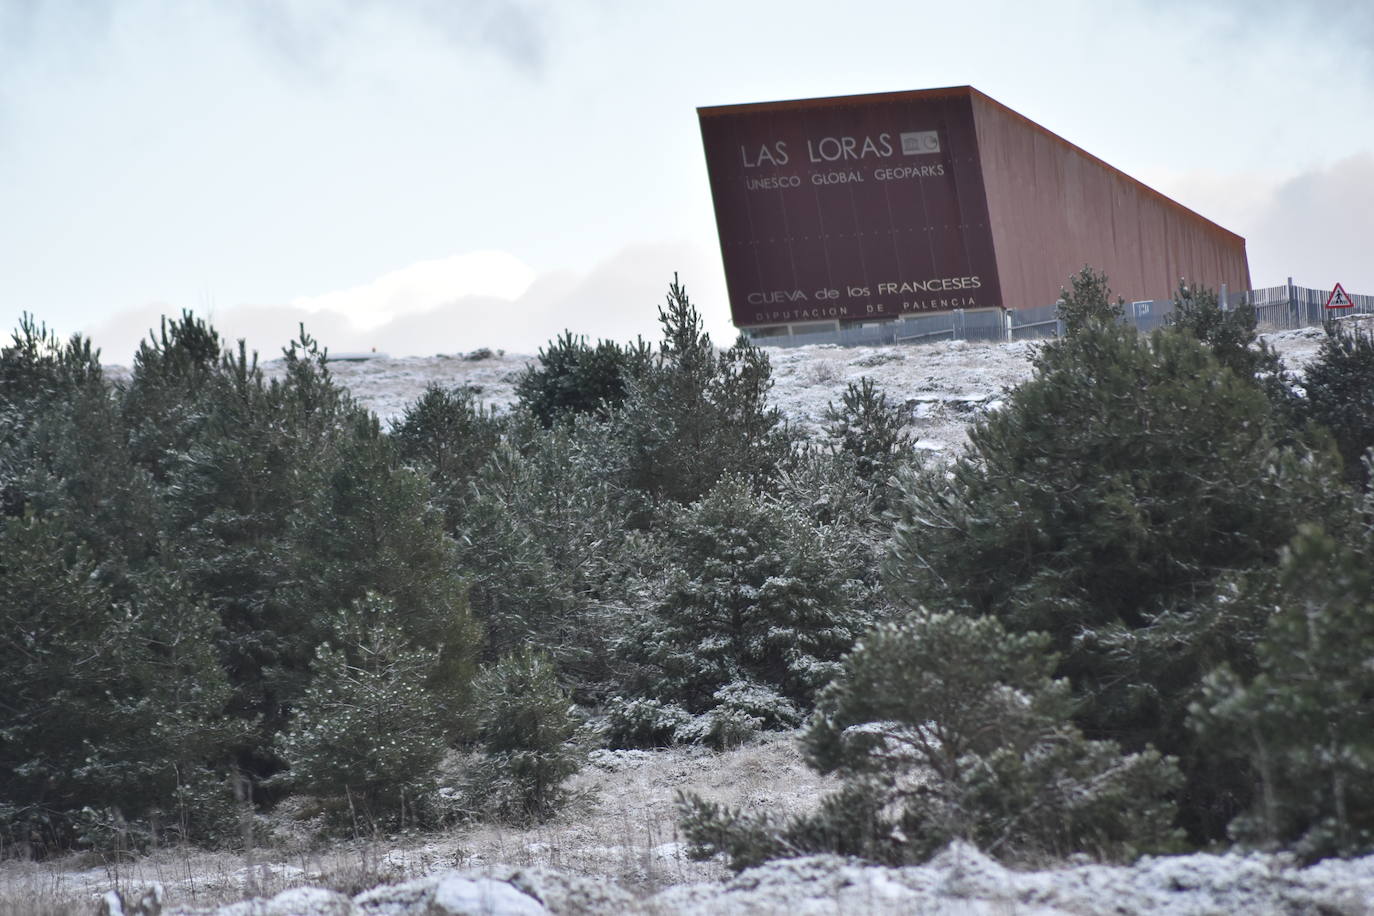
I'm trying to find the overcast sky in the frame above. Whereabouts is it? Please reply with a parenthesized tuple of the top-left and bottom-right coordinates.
(3, 0, 1372, 361)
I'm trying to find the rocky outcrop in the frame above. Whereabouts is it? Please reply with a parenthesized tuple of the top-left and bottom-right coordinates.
(160, 865, 636, 916)
(153, 843, 1374, 916)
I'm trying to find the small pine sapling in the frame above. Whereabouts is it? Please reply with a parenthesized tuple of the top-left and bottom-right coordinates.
(273, 594, 449, 834)
(1301, 320, 1374, 486)
(822, 376, 914, 498)
(470, 649, 583, 823)
(1055, 266, 1124, 335)
(680, 610, 1182, 869)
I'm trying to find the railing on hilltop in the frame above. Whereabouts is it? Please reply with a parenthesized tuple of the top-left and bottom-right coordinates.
(750, 281, 1371, 348)
(1243, 281, 1374, 331)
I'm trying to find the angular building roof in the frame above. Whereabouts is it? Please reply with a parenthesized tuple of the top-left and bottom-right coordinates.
(698, 86, 1249, 328)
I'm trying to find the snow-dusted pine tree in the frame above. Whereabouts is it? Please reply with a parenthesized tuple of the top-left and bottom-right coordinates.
(681, 610, 1181, 869)
(1191, 521, 1374, 860)
(884, 320, 1337, 840)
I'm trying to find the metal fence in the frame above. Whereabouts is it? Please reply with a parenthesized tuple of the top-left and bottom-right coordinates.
(750, 281, 1368, 349)
(1243, 282, 1374, 330)
(764, 308, 1008, 349)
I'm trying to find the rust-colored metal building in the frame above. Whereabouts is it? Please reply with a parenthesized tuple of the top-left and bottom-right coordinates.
(697, 86, 1250, 333)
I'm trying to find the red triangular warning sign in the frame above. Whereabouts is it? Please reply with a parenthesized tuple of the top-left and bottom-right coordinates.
(1326, 282, 1354, 309)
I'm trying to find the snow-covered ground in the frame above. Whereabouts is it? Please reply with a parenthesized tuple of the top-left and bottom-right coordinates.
(32, 323, 1364, 915)
(102, 323, 1340, 459)
(311, 339, 1033, 454)
(304, 322, 1336, 456)
(14, 728, 1374, 914)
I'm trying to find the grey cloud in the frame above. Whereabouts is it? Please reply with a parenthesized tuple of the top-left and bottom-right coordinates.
(1, 0, 547, 81)
(235, 0, 548, 78)
(0, 0, 112, 67)
(368, 243, 726, 355)
(87, 243, 728, 364)
(409, 0, 547, 75)
(1147, 0, 1374, 70)
(1247, 153, 1374, 292)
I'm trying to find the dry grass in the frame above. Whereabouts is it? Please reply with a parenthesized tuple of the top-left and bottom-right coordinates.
(0, 732, 834, 914)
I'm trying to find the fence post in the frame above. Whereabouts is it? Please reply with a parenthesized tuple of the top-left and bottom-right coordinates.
(955, 309, 965, 340)
(1003, 308, 1013, 342)
(1287, 276, 1297, 330)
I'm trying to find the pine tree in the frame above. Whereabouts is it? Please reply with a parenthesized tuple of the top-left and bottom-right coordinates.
(455, 422, 635, 686)
(1191, 522, 1374, 860)
(121, 311, 225, 482)
(469, 650, 583, 823)
(1301, 320, 1374, 486)
(273, 594, 449, 833)
(13, 372, 161, 583)
(161, 328, 464, 773)
(391, 383, 503, 528)
(680, 611, 1181, 869)
(884, 320, 1337, 840)
(1168, 282, 1294, 421)
(610, 277, 794, 508)
(1055, 265, 1123, 334)
(161, 336, 336, 759)
(0, 514, 236, 853)
(283, 411, 479, 722)
(822, 376, 915, 504)
(1, 316, 105, 518)
(618, 474, 868, 740)
(514, 331, 653, 427)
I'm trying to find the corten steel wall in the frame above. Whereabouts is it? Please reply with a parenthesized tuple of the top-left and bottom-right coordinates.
(699, 86, 1250, 329)
(968, 90, 1250, 308)
(698, 88, 1003, 328)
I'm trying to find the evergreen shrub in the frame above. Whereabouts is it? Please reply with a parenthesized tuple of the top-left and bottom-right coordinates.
(273, 594, 449, 834)
(1191, 523, 1374, 860)
(1302, 320, 1374, 486)
(680, 611, 1181, 869)
(515, 331, 652, 427)
(468, 650, 583, 823)
(613, 474, 868, 742)
(1055, 265, 1124, 334)
(883, 319, 1336, 840)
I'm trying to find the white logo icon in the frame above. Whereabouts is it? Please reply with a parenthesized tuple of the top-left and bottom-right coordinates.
(900, 131, 940, 155)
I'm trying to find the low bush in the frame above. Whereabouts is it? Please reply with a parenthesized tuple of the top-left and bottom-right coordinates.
(681, 611, 1182, 869)
(515, 331, 652, 427)
(468, 650, 583, 824)
(1302, 320, 1374, 486)
(272, 594, 449, 834)
(1191, 523, 1374, 860)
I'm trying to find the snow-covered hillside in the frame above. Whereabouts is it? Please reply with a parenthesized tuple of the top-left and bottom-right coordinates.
(18, 729, 1374, 914)
(29, 323, 1358, 916)
(293, 324, 1331, 455)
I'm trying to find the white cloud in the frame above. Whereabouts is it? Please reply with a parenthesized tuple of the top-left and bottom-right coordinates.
(1152, 154, 1374, 294)
(288, 250, 537, 331)
(1250, 153, 1374, 291)
(87, 243, 731, 363)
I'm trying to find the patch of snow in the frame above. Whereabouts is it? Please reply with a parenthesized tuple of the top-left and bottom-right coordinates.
(586, 748, 656, 772)
(193, 886, 354, 916)
(431, 875, 546, 915)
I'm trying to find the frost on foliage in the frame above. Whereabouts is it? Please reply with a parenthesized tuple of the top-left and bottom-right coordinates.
(821, 376, 916, 504)
(1192, 524, 1374, 860)
(681, 611, 1181, 870)
(0, 512, 239, 851)
(465, 649, 583, 824)
(610, 475, 869, 747)
(607, 276, 794, 508)
(272, 593, 448, 832)
(1300, 320, 1374, 486)
(883, 318, 1337, 843)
